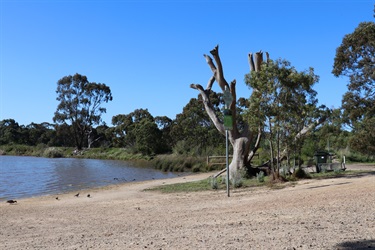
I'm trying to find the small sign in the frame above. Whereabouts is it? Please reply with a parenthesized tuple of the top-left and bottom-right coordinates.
(224, 109, 233, 130)
(223, 87, 233, 107)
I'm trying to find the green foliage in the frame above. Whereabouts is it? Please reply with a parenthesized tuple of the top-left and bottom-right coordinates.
(112, 109, 169, 155)
(146, 178, 214, 193)
(0, 144, 66, 158)
(170, 96, 225, 156)
(0, 144, 39, 156)
(333, 21, 375, 156)
(146, 176, 265, 193)
(147, 169, 371, 193)
(348, 117, 375, 157)
(231, 169, 245, 188)
(53, 73, 113, 150)
(0, 119, 28, 145)
(210, 177, 219, 189)
(245, 59, 321, 174)
(293, 168, 311, 179)
(345, 151, 375, 163)
(152, 154, 207, 172)
(42, 147, 64, 158)
(256, 171, 265, 183)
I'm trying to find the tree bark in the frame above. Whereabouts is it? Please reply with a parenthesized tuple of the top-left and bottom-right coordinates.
(192, 46, 325, 182)
(191, 45, 266, 182)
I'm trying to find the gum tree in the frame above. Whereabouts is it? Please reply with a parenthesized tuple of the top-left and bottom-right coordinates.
(191, 45, 325, 180)
(53, 73, 112, 150)
(332, 19, 375, 156)
(190, 45, 265, 179)
(246, 59, 321, 179)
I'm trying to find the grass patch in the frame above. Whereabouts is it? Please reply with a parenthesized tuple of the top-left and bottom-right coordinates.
(146, 175, 270, 193)
(146, 179, 213, 193)
(145, 169, 374, 193)
(309, 169, 373, 179)
(0, 145, 154, 161)
(152, 154, 207, 172)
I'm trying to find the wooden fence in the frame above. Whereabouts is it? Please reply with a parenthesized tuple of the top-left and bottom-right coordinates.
(206, 155, 232, 166)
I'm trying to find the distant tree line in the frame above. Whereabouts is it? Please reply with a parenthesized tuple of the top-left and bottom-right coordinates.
(0, 96, 225, 157)
(0, 101, 371, 163)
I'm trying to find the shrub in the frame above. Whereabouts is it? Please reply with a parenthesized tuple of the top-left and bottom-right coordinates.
(152, 154, 207, 172)
(231, 169, 245, 188)
(293, 167, 311, 179)
(182, 158, 193, 169)
(256, 171, 265, 183)
(43, 147, 64, 158)
(192, 163, 202, 172)
(333, 165, 344, 174)
(210, 177, 218, 189)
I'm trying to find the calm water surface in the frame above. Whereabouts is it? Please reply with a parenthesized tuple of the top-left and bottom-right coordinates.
(0, 156, 179, 201)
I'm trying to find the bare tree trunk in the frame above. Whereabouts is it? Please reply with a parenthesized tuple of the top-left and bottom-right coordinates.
(191, 45, 266, 182)
(191, 45, 325, 181)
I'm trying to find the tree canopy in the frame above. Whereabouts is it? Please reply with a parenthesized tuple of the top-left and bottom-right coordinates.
(333, 21, 375, 156)
(112, 109, 166, 155)
(246, 58, 321, 174)
(53, 73, 113, 150)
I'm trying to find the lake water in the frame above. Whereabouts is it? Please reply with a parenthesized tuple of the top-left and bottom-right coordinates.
(0, 156, 179, 201)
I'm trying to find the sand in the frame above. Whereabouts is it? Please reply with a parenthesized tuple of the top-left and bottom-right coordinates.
(1, 164, 374, 250)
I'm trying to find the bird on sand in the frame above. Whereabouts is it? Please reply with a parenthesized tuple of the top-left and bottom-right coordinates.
(6, 200, 17, 204)
(87, 194, 91, 198)
(74, 193, 80, 197)
(56, 197, 59, 200)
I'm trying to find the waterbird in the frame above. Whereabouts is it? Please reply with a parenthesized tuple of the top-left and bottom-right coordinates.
(87, 194, 91, 198)
(6, 200, 17, 204)
(74, 193, 80, 197)
(56, 197, 59, 200)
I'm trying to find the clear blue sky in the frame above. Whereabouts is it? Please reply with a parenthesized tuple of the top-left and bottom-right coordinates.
(1, 0, 374, 126)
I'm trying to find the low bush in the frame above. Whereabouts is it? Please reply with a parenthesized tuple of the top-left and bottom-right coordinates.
(43, 147, 64, 158)
(293, 167, 311, 179)
(256, 171, 265, 183)
(152, 154, 207, 172)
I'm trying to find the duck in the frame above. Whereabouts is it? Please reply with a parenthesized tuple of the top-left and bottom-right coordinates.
(6, 200, 17, 204)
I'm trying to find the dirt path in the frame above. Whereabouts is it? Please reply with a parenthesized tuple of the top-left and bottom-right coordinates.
(1, 165, 374, 249)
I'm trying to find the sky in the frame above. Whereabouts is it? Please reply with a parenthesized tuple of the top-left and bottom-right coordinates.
(0, 0, 374, 126)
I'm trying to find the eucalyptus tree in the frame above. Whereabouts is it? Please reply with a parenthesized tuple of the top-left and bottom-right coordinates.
(191, 45, 325, 180)
(53, 73, 112, 150)
(332, 20, 375, 156)
(246, 59, 321, 177)
(155, 116, 173, 153)
(0, 119, 24, 145)
(170, 95, 224, 156)
(26, 122, 55, 146)
(49, 123, 75, 147)
(112, 109, 164, 155)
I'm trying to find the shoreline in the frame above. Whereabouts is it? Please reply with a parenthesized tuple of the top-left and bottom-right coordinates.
(3, 163, 374, 203)
(1, 166, 374, 249)
(3, 171, 214, 204)
(0, 155, 184, 202)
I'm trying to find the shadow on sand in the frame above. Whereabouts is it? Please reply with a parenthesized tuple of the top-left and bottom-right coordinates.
(335, 239, 375, 250)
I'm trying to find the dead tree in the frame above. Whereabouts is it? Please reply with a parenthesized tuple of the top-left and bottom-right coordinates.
(191, 45, 325, 181)
(190, 45, 265, 181)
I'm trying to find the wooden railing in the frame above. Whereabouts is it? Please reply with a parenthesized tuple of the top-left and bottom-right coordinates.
(206, 155, 232, 166)
(207, 154, 259, 167)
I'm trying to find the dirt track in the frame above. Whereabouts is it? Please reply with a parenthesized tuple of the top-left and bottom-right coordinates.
(1, 164, 374, 249)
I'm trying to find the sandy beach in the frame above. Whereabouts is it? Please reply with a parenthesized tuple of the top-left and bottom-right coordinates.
(1, 164, 374, 250)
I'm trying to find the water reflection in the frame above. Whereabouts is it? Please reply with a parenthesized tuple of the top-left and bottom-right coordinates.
(0, 156, 178, 200)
